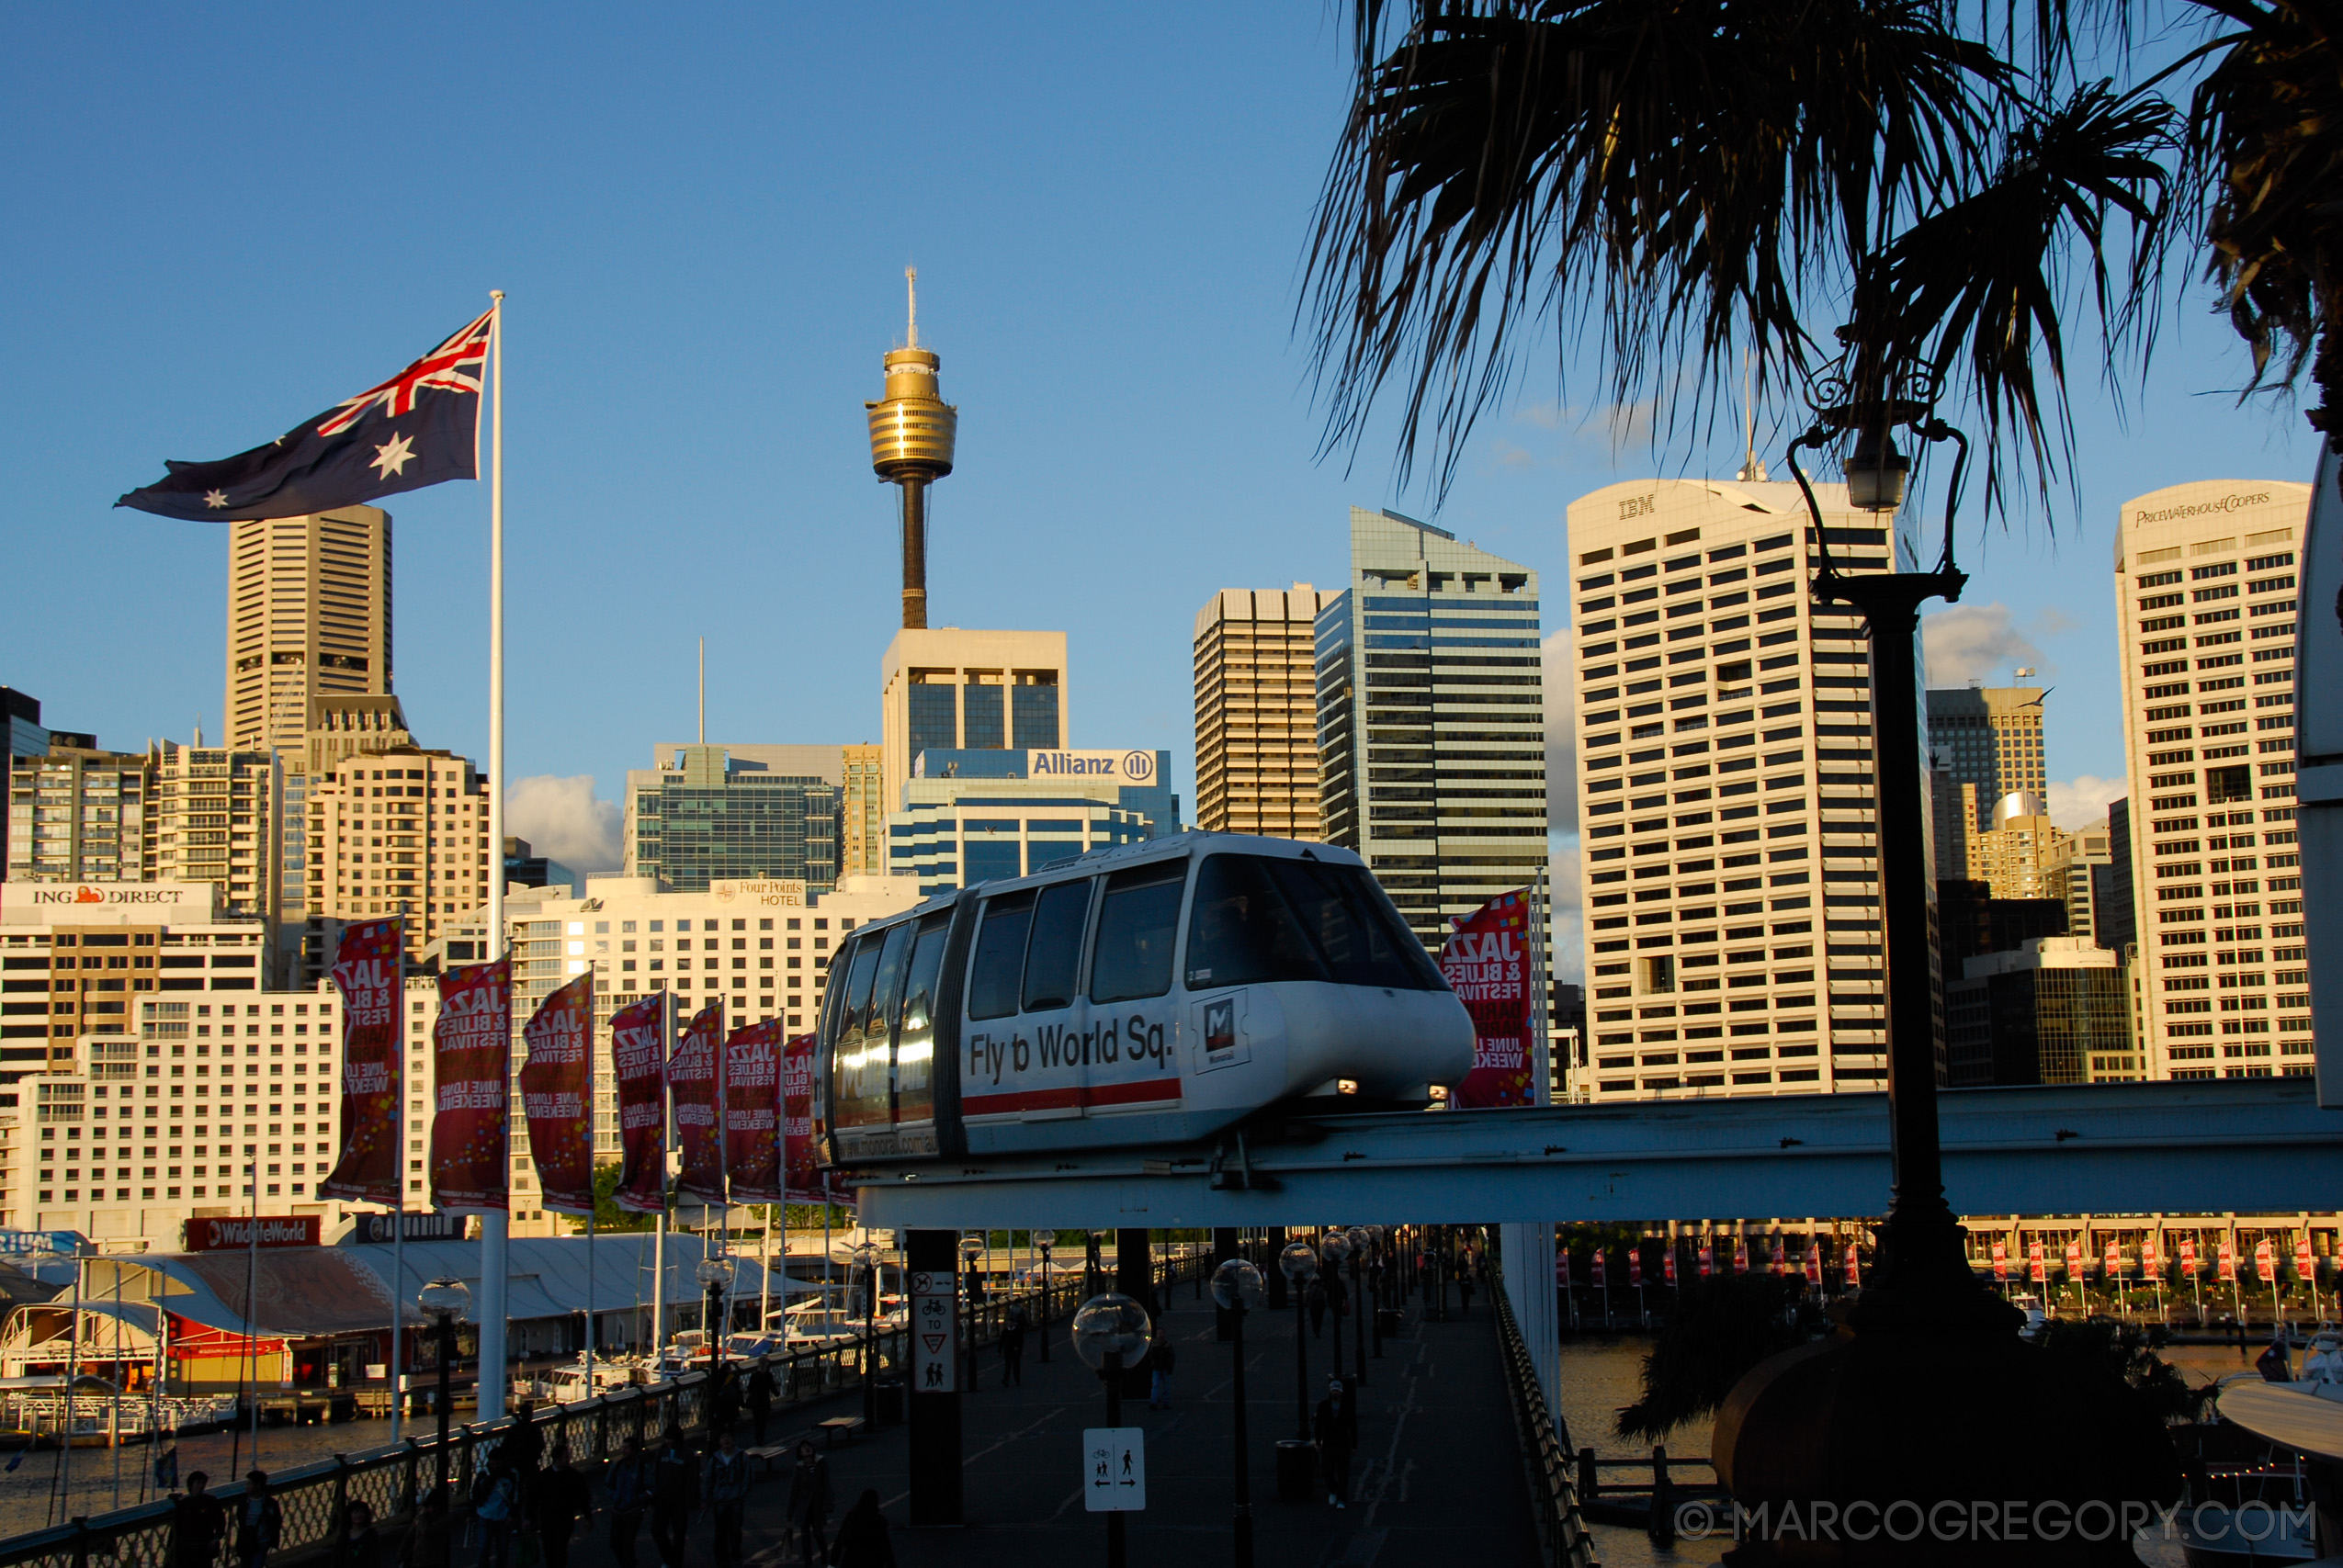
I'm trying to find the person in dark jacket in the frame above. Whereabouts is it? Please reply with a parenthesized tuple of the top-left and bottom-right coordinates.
(1457, 1266, 1476, 1316)
(744, 1362, 777, 1445)
(535, 1446, 593, 1568)
(1147, 1334, 1177, 1410)
(707, 1364, 743, 1440)
(648, 1428, 696, 1568)
(1000, 1309, 1026, 1386)
(703, 1433, 751, 1568)
(1312, 1377, 1355, 1508)
(603, 1438, 652, 1568)
(234, 1472, 282, 1568)
(171, 1472, 227, 1568)
(1306, 1277, 1328, 1338)
(335, 1501, 383, 1568)
(829, 1490, 895, 1568)
(783, 1442, 831, 1568)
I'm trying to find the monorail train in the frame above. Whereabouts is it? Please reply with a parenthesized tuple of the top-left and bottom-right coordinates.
(815, 832, 1475, 1167)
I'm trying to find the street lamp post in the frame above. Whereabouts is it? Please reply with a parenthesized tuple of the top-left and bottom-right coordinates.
(1211, 1258, 1264, 1568)
(1071, 1292, 1152, 1568)
(417, 1278, 470, 1501)
(851, 1240, 880, 1427)
(1277, 1240, 1319, 1441)
(695, 1255, 735, 1360)
(1036, 1230, 1055, 1363)
(1320, 1229, 1352, 1391)
(961, 1233, 985, 1393)
(1349, 1228, 1375, 1377)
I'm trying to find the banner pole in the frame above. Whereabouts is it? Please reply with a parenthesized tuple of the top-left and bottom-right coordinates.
(390, 1198, 403, 1443)
(651, 992, 669, 1359)
(477, 288, 510, 1423)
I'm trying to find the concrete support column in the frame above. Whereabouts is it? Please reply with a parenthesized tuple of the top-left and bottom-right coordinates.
(905, 1228, 961, 1528)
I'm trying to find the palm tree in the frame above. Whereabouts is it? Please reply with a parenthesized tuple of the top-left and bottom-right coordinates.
(1305, 0, 2336, 503)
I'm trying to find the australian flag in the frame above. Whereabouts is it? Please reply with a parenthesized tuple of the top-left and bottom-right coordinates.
(116, 308, 493, 521)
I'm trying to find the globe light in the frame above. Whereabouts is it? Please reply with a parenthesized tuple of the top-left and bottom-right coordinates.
(1321, 1230, 1353, 1266)
(849, 1240, 881, 1271)
(1211, 1258, 1264, 1313)
(1346, 1226, 1373, 1256)
(1278, 1240, 1320, 1285)
(960, 1233, 986, 1262)
(417, 1278, 470, 1325)
(695, 1256, 736, 1289)
(1069, 1292, 1151, 1373)
(1844, 426, 1909, 512)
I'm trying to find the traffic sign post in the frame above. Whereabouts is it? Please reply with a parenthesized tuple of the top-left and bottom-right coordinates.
(1084, 1427, 1146, 1512)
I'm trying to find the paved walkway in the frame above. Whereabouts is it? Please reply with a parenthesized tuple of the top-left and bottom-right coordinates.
(571, 1289, 1542, 1568)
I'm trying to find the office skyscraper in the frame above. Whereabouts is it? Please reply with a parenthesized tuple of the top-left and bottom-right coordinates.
(1315, 508, 1545, 947)
(622, 744, 843, 894)
(1194, 584, 1332, 839)
(2115, 479, 2313, 1080)
(1927, 683, 2048, 863)
(841, 743, 885, 877)
(878, 628, 1068, 817)
(223, 509, 393, 756)
(1566, 478, 1912, 1101)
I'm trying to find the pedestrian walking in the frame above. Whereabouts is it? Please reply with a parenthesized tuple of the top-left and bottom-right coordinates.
(784, 1442, 832, 1568)
(1147, 1333, 1177, 1410)
(603, 1439, 653, 1568)
(708, 1363, 743, 1439)
(169, 1472, 226, 1568)
(744, 1362, 777, 1445)
(1000, 1308, 1026, 1386)
(1307, 1277, 1328, 1338)
(1313, 1377, 1354, 1508)
(336, 1501, 383, 1568)
(1458, 1265, 1476, 1317)
(829, 1489, 895, 1568)
(234, 1472, 281, 1568)
(703, 1434, 750, 1568)
(399, 1492, 452, 1568)
(535, 1447, 593, 1568)
(649, 1428, 697, 1568)
(471, 1461, 521, 1568)
(155, 1443, 181, 1496)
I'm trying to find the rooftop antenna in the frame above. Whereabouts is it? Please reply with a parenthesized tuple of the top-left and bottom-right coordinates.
(697, 637, 705, 745)
(906, 265, 919, 350)
(1737, 349, 1768, 482)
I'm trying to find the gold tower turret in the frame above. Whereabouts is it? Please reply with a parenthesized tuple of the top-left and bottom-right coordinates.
(865, 267, 958, 629)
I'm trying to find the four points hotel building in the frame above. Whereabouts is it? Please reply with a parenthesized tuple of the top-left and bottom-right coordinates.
(1316, 508, 1546, 948)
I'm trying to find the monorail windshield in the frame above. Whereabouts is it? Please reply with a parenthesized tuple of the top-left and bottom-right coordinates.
(1184, 854, 1441, 991)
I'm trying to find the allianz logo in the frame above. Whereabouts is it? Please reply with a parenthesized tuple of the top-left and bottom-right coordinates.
(1028, 750, 1157, 783)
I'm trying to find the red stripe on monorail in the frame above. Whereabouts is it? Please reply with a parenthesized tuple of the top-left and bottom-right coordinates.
(963, 1077, 1183, 1117)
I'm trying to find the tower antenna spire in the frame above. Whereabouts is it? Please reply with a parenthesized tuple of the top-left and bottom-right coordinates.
(906, 266, 918, 350)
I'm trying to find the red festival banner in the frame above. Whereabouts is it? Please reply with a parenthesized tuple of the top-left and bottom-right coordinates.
(672, 1001, 725, 1203)
(612, 996, 670, 1214)
(1438, 890, 1535, 1108)
(429, 959, 510, 1213)
(723, 1020, 784, 1203)
(520, 975, 596, 1216)
(319, 919, 403, 1205)
(782, 1033, 824, 1204)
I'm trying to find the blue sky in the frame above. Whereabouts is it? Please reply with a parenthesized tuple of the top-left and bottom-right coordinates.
(1, 6, 2318, 939)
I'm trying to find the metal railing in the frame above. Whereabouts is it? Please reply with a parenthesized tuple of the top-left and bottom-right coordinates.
(1491, 1276, 1601, 1568)
(0, 1245, 1215, 1568)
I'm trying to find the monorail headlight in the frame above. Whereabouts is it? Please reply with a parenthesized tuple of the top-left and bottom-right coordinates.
(1427, 1084, 1452, 1106)
(1336, 1077, 1360, 1096)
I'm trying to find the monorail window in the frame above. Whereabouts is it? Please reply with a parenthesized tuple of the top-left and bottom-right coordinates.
(1266, 858, 1444, 990)
(1184, 855, 1328, 987)
(1185, 854, 1444, 991)
(894, 916, 950, 1122)
(968, 892, 1036, 1021)
(832, 935, 890, 1128)
(1089, 864, 1184, 1003)
(1021, 880, 1094, 1012)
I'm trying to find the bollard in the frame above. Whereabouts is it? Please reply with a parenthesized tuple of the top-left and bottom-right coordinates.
(1648, 1444, 1675, 1546)
(1577, 1446, 1599, 1504)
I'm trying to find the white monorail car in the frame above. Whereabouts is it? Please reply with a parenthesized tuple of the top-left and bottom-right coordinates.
(816, 832, 1474, 1167)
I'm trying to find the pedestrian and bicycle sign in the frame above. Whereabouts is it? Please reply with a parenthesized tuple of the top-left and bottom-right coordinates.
(909, 1269, 956, 1393)
(1083, 1427, 1146, 1511)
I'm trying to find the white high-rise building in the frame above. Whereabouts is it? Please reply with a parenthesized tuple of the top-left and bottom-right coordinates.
(2114, 479, 2314, 1081)
(1566, 478, 1917, 1100)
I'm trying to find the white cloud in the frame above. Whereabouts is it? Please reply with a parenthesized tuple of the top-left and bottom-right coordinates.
(2044, 774, 2126, 831)
(505, 774, 622, 873)
(1545, 626, 1578, 833)
(1921, 602, 2045, 685)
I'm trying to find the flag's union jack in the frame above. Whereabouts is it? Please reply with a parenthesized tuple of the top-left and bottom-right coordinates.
(315, 307, 494, 437)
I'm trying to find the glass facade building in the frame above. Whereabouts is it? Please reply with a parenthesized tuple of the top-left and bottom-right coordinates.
(886, 749, 1177, 897)
(1315, 509, 1546, 950)
(623, 743, 843, 894)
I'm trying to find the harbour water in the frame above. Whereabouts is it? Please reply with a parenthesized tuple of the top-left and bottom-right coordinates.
(0, 1415, 402, 1539)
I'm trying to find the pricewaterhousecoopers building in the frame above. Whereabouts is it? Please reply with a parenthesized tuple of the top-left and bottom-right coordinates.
(1315, 507, 1548, 950)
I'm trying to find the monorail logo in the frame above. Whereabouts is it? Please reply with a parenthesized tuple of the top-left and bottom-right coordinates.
(1028, 750, 1156, 783)
(2133, 491, 2272, 525)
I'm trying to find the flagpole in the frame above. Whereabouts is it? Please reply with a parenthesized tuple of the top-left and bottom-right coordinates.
(477, 289, 510, 1424)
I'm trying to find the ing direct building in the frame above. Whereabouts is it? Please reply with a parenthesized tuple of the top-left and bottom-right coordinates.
(1566, 478, 1917, 1100)
(1315, 509, 1547, 950)
(2114, 479, 2314, 1080)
